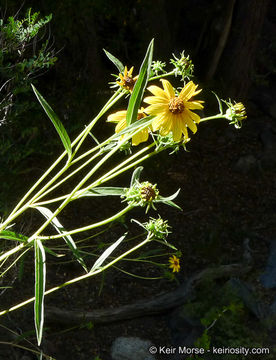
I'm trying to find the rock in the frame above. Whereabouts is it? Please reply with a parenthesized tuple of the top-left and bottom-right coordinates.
(260, 240, 276, 288)
(111, 337, 156, 360)
(234, 154, 258, 174)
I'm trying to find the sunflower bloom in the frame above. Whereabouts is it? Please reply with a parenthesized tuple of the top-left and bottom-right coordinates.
(107, 108, 149, 146)
(169, 255, 180, 273)
(117, 66, 138, 92)
(144, 79, 204, 141)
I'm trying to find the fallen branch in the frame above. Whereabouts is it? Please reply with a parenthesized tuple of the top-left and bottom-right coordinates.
(46, 263, 251, 325)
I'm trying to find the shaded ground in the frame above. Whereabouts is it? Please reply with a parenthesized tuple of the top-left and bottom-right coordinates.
(1, 86, 276, 360)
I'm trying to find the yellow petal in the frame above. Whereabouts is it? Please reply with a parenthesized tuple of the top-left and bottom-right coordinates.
(115, 119, 127, 133)
(143, 95, 167, 105)
(161, 79, 175, 98)
(186, 109, 201, 124)
(185, 100, 204, 110)
(172, 116, 182, 142)
(107, 110, 127, 123)
(179, 81, 196, 100)
(159, 114, 172, 135)
(147, 85, 169, 99)
(152, 115, 166, 132)
(144, 103, 167, 115)
(132, 129, 149, 146)
(182, 111, 197, 133)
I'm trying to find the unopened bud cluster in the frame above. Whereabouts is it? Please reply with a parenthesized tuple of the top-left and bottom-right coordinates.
(144, 216, 170, 240)
(151, 60, 166, 76)
(122, 181, 159, 212)
(170, 51, 194, 80)
(225, 101, 247, 129)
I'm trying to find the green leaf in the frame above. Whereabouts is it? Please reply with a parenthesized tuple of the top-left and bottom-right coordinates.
(130, 166, 143, 187)
(126, 39, 154, 126)
(35, 206, 87, 272)
(91, 233, 127, 272)
(103, 49, 124, 73)
(31, 84, 72, 158)
(43, 246, 64, 258)
(78, 187, 125, 198)
(155, 189, 182, 211)
(0, 230, 28, 242)
(116, 116, 153, 137)
(212, 91, 223, 115)
(34, 239, 46, 346)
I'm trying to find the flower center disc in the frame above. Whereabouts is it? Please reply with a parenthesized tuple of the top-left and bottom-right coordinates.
(124, 76, 135, 90)
(169, 97, 184, 114)
(140, 185, 157, 201)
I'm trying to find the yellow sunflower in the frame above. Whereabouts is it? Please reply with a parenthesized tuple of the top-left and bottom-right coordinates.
(169, 255, 180, 273)
(144, 79, 204, 141)
(117, 66, 138, 92)
(107, 108, 149, 146)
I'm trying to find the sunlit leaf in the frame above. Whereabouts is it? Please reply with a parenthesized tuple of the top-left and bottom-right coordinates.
(35, 206, 87, 272)
(91, 233, 127, 272)
(126, 39, 154, 126)
(130, 166, 143, 187)
(34, 239, 46, 346)
(31, 84, 72, 158)
(78, 187, 125, 198)
(155, 189, 182, 210)
(0, 230, 28, 242)
(103, 49, 124, 73)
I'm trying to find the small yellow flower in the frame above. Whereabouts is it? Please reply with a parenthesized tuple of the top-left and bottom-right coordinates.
(169, 255, 180, 273)
(117, 66, 138, 92)
(144, 79, 204, 141)
(107, 108, 149, 146)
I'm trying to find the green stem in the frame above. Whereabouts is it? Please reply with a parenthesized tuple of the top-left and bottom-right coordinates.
(0, 89, 125, 231)
(199, 114, 226, 123)
(149, 70, 175, 81)
(74, 143, 156, 199)
(27, 139, 125, 243)
(0, 341, 54, 360)
(32, 143, 155, 207)
(72, 89, 126, 155)
(33, 148, 103, 204)
(37, 205, 133, 240)
(0, 234, 151, 317)
(27, 120, 148, 245)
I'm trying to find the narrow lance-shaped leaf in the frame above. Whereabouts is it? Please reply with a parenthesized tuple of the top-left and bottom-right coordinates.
(31, 84, 72, 158)
(35, 206, 87, 272)
(34, 239, 46, 346)
(108, 116, 153, 141)
(212, 91, 223, 115)
(155, 189, 182, 211)
(126, 39, 154, 126)
(130, 166, 143, 187)
(91, 233, 127, 272)
(0, 230, 28, 242)
(103, 49, 124, 73)
(78, 187, 125, 198)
